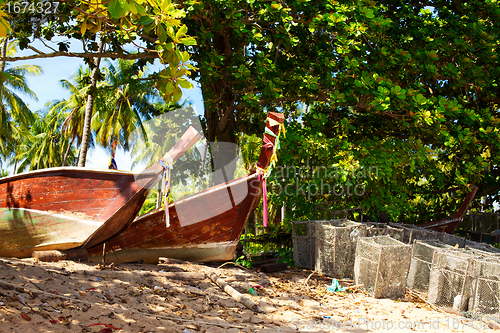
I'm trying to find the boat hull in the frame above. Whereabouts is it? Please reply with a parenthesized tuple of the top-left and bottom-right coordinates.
(0, 208, 102, 257)
(88, 175, 261, 263)
(0, 167, 156, 257)
(89, 241, 238, 263)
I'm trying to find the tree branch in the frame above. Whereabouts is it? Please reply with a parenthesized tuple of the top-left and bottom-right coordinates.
(0, 51, 159, 62)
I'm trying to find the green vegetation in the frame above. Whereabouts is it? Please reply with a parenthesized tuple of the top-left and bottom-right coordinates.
(0, 0, 499, 229)
(1, 0, 196, 167)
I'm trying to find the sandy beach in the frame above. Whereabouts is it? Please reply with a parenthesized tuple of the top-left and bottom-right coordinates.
(0, 257, 496, 333)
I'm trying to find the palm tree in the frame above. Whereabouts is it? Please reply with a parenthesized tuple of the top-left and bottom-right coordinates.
(56, 59, 164, 168)
(77, 37, 104, 167)
(0, 38, 41, 162)
(56, 66, 95, 166)
(93, 59, 161, 152)
(11, 107, 77, 172)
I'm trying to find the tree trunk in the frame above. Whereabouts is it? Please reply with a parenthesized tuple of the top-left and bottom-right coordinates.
(62, 133, 76, 166)
(77, 37, 105, 167)
(0, 38, 8, 130)
(201, 85, 238, 186)
(195, 139, 208, 192)
(0, 38, 7, 72)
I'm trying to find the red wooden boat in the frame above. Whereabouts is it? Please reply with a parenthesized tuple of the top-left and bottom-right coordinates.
(0, 127, 201, 258)
(420, 184, 479, 233)
(87, 112, 285, 263)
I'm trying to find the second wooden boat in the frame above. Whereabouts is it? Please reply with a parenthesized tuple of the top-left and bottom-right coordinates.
(420, 184, 479, 233)
(87, 112, 285, 263)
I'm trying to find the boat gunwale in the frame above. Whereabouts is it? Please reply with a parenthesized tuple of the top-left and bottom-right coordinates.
(136, 172, 260, 221)
(0, 166, 149, 183)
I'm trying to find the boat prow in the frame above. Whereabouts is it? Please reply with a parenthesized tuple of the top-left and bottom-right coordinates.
(88, 112, 286, 263)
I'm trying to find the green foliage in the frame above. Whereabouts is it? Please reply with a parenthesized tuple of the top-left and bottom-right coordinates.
(138, 188, 159, 216)
(276, 248, 294, 268)
(0, 40, 41, 165)
(248, 0, 500, 224)
(11, 108, 77, 172)
(93, 59, 161, 151)
(5, 0, 195, 103)
(235, 255, 253, 268)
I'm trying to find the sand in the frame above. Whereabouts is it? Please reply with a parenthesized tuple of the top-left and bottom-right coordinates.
(0, 257, 496, 332)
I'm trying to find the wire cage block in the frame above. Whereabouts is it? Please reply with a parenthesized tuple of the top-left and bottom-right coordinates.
(464, 246, 500, 260)
(465, 240, 500, 254)
(354, 235, 411, 299)
(314, 219, 365, 278)
(292, 220, 316, 269)
(407, 240, 454, 292)
(436, 232, 466, 248)
(469, 258, 500, 318)
(389, 223, 441, 244)
(427, 249, 481, 310)
(363, 222, 404, 242)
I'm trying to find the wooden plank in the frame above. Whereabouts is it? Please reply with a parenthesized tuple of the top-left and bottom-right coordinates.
(208, 272, 262, 313)
(81, 269, 205, 281)
(32, 249, 88, 262)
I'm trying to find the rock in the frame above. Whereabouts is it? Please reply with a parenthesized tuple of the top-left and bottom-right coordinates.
(234, 314, 252, 323)
(298, 299, 320, 310)
(250, 315, 265, 324)
(203, 327, 226, 333)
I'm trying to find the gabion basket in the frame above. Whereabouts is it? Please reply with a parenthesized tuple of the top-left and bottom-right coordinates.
(389, 223, 441, 244)
(407, 240, 454, 292)
(314, 219, 365, 278)
(292, 220, 315, 269)
(427, 249, 481, 310)
(436, 232, 466, 248)
(465, 246, 500, 260)
(469, 258, 500, 318)
(363, 223, 404, 242)
(354, 235, 411, 299)
(465, 240, 500, 254)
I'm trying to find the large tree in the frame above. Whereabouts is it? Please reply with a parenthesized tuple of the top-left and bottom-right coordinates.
(177, 0, 499, 224)
(1, 0, 196, 165)
(268, 0, 500, 224)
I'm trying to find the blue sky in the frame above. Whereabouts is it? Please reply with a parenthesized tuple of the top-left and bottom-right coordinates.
(12, 40, 204, 172)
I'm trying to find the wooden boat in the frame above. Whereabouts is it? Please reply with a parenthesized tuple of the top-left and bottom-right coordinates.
(420, 184, 479, 233)
(0, 127, 201, 258)
(87, 112, 285, 263)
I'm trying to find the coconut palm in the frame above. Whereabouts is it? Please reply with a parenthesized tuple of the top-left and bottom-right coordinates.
(11, 107, 77, 172)
(56, 59, 164, 168)
(56, 66, 95, 166)
(0, 38, 41, 162)
(93, 59, 161, 152)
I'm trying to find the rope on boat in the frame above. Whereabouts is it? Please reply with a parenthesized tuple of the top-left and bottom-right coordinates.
(257, 117, 285, 228)
(159, 154, 174, 228)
